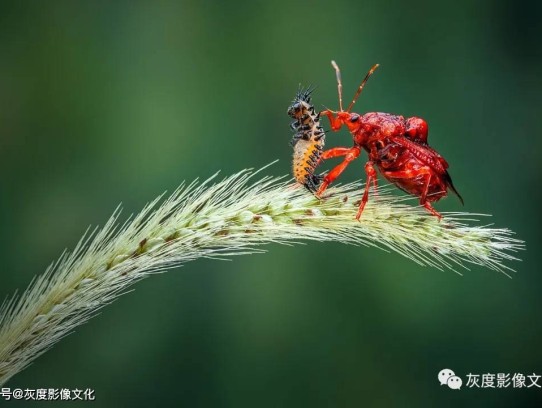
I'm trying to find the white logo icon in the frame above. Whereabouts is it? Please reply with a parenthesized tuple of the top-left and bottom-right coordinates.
(438, 369, 455, 385)
(438, 369, 462, 390)
(447, 375, 462, 390)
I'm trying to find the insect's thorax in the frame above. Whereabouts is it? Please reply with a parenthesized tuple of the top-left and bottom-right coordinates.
(351, 112, 406, 147)
(351, 112, 437, 171)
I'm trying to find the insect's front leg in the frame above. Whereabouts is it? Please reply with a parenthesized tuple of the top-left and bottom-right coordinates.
(315, 146, 361, 197)
(319, 109, 343, 131)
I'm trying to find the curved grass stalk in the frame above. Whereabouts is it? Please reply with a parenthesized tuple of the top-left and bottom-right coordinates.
(0, 165, 524, 385)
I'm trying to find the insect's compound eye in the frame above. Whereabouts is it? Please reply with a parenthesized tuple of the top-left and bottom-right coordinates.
(350, 114, 360, 123)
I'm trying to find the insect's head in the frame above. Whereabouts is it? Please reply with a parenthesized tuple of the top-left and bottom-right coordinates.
(287, 102, 302, 119)
(287, 87, 314, 119)
(338, 111, 362, 133)
(319, 109, 362, 132)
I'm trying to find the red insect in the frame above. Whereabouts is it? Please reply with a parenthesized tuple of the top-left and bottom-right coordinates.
(316, 61, 463, 220)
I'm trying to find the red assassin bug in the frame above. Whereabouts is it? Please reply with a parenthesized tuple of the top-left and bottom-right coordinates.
(316, 61, 463, 220)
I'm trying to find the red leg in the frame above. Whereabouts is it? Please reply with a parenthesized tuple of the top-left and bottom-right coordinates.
(419, 173, 442, 220)
(419, 172, 431, 204)
(371, 166, 379, 197)
(320, 109, 344, 131)
(319, 147, 353, 161)
(422, 201, 442, 220)
(381, 167, 442, 220)
(316, 146, 360, 197)
(315, 147, 357, 195)
(356, 161, 377, 220)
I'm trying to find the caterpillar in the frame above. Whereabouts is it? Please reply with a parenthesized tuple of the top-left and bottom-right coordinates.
(287, 87, 326, 192)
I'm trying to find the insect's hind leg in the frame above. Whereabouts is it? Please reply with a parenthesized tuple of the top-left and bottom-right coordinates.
(422, 201, 442, 220)
(419, 172, 442, 220)
(382, 167, 443, 220)
(316, 146, 361, 197)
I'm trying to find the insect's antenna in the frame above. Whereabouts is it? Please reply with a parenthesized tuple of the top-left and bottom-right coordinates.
(331, 60, 343, 112)
(346, 63, 380, 113)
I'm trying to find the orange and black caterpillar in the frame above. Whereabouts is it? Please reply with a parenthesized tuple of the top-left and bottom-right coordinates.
(287, 87, 326, 192)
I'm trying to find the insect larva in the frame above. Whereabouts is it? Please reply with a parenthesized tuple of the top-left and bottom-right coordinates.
(287, 87, 326, 192)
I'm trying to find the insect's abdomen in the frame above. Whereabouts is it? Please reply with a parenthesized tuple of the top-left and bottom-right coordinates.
(292, 139, 324, 191)
(374, 140, 461, 203)
(287, 88, 326, 191)
(384, 162, 449, 202)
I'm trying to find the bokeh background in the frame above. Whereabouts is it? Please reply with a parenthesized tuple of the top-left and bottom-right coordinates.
(0, 0, 541, 406)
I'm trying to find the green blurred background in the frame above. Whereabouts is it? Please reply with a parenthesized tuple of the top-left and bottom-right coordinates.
(0, 0, 541, 406)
